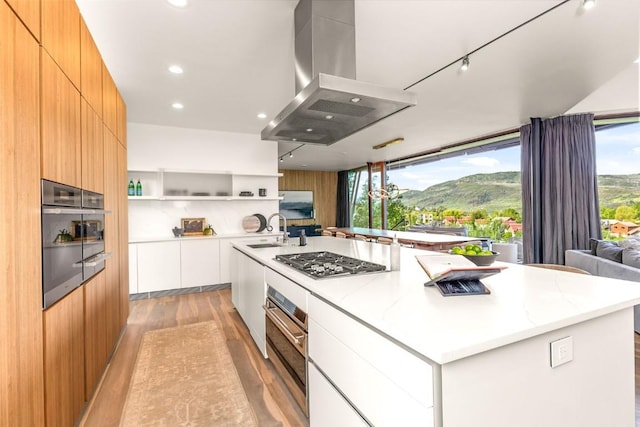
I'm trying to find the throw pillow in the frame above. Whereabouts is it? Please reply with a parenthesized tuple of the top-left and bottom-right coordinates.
(589, 238, 600, 255)
(622, 248, 640, 269)
(596, 240, 623, 263)
(620, 236, 640, 251)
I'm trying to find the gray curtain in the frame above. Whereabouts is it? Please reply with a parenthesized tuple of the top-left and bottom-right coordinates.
(520, 113, 602, 264)
(336, 170, 351, 227)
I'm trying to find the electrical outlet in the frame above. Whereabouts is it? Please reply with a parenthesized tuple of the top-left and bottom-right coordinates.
(550, 336, 573, 368)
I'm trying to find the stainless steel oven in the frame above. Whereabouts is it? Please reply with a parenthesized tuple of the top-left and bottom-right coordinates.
(264, 285, 308, 416)
(41, 180, 110, 308)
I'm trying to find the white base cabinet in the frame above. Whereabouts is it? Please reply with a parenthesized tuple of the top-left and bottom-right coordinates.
(231, 248, 267, 356)
(180, 239, 220, 287)
(128, 244, 138, 294)
(308, 295, 434, 427)
(308, 362, 368, 427)
(136, 241, 181, 292)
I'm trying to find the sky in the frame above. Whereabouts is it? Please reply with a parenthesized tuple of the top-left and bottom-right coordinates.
(387, 122, 640, 192)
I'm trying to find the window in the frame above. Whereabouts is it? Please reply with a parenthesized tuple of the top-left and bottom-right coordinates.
(595, 121, 640, 239)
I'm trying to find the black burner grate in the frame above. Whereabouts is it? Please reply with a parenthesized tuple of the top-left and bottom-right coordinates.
(275, 251, 386, 279)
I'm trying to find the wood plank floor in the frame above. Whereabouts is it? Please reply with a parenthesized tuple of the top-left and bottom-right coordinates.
(80, 288, 308, 427)
(81, 289, 640, 426)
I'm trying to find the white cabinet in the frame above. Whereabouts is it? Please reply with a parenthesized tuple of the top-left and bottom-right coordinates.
(308, 362, 368, 427)
(128, 243, 138, 294)
(308, 294, 434, 427)
(136, 241, 181, 292)
(180, 239, 220, 287)
(231, 248, 267, 356)
(127, 169, 281, 201)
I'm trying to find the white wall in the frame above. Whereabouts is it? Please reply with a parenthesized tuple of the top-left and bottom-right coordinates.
(127, 123, 280, 239)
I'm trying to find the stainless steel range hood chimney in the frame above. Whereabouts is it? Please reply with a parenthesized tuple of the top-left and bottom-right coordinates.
(261, 0, 417, 146)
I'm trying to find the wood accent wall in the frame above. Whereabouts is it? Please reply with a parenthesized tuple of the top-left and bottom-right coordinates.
(41, 0, 81, 89)
(278, 169, 338, 228)
(0, 3, 45, 424)
(4, 0, 41, 40)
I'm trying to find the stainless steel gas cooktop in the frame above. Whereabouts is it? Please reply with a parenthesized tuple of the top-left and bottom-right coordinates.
(275, 251, 387, 279)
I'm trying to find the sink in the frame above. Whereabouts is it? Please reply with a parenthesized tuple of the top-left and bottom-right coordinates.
(247, 243, 282, 249)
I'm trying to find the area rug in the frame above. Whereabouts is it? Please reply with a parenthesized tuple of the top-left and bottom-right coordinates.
(120, 321, 258, 427)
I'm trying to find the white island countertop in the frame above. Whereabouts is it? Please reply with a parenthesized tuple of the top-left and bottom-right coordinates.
(234, 236, 640, 365)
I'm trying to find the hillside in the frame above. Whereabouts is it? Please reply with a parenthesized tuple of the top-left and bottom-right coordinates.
(398, 172, 640, 214)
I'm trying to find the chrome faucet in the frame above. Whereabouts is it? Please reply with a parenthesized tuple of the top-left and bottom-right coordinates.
(267, 213, 289, 243)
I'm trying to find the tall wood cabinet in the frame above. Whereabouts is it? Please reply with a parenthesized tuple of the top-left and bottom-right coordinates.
(2, 1, 129, 425)
(0, 3, 45, 426)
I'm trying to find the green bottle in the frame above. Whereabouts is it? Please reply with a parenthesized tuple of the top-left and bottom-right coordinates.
(135, 180, 142, 196)
(128, 180, 135, 196)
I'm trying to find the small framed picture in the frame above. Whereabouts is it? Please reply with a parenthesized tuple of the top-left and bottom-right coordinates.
(181, 217, 205, 236)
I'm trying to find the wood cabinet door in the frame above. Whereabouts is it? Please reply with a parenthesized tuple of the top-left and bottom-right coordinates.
(0, 3, 45, 426)
(81, 97, 104, 193)
(5, 0, 40, 40)
(80, 18, 103, 118)
(102, 64, 117, 135)
(43, 286, 85, 427)
(41, 0, 80, 89)
(103, 127, 122, 351)
(41, 48, 81, 187)
(117, 143, 130, 324)
(83, 271, 107, 400)
(116, 89, 127, 147)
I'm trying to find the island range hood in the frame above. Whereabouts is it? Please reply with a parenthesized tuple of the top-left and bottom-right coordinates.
(261, 0, 417, 146)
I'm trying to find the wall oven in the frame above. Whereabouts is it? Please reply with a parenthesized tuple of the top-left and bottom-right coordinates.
(41, 179, 111, 309)
(264, 285, 308, 416)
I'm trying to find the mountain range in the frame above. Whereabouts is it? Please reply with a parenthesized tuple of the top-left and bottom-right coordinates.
(398, 172, 640, 214)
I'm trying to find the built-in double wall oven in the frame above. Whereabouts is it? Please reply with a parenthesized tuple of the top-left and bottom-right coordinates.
(41, 179, 111, 309)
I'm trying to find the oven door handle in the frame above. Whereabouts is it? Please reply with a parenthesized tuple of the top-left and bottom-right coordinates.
(263, 304, 306, 345)
(73, 252, 112, 268)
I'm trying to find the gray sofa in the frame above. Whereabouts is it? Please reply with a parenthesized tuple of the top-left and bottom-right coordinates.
(565, 249, 640, 332)
(565, 249, 640, 283)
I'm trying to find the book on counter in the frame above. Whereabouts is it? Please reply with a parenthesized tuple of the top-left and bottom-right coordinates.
(415, 254, 506, 296)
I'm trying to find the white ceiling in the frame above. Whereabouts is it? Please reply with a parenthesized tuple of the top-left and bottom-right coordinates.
(77, 0, 639, 171)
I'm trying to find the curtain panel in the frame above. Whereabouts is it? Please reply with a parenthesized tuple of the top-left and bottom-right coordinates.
(336, 170, 351, 227)
(520, 113, 602, 264)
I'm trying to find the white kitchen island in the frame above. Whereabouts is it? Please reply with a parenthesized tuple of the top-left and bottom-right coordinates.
(232, 236, 640, 427)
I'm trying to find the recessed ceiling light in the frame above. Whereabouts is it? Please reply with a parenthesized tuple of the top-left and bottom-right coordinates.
(350, 97, 361, 103)
(292, 138, 297, 141)
(171, 102, 184, 109)
(257, 113, 267, 119)
(167, 0, 188, 7)
(168, 65, 183, 74)
(306, 128, 313, 132)
(325, 115, 334, 120)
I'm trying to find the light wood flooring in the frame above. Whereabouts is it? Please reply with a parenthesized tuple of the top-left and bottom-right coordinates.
(80, 288, 308, 427)
(81, 288, 640, 426)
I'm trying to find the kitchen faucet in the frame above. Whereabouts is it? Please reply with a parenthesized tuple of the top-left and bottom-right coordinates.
(267, 213, 289, 243)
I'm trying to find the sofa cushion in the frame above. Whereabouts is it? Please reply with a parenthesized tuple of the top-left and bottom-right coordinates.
(620, 236, 640, 251)
(596, 240, 623, 263)
(622, 248, 640, 269)
(589, 238, 600, 255)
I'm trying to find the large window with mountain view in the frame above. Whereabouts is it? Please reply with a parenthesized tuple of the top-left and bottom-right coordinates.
(347, 119, 640, 246)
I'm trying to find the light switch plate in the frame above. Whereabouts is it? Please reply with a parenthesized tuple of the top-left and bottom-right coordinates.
(550, 336, 573, 368)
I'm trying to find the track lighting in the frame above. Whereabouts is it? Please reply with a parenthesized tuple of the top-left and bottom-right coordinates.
(582, 0, 596, 10)
(460, 56, 470, 71)
(279, 144, 304, 163)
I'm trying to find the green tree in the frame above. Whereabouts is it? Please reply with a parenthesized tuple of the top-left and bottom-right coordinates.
(495, 208, 522, 223)
(470, 209, 488, 221)
(600, 206, 616, 219)
(615, 205, 636, 222)
(442, 209, 463, 218)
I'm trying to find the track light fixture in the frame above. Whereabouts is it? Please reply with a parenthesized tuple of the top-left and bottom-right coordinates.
(279, 144, 304, 163)
(460, 56, 470, 71)
(582, 0, 596, 10)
